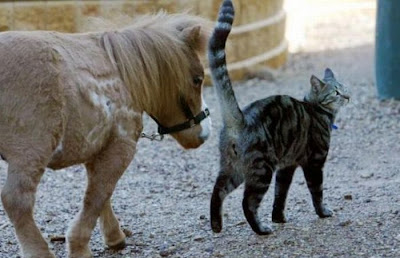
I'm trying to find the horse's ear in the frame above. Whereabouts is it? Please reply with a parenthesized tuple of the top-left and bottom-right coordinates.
(181, 25, 203, 50)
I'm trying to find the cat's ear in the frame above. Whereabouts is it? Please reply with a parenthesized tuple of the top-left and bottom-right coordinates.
(324, 68, 335, 80)
(310, 75, 324, 93)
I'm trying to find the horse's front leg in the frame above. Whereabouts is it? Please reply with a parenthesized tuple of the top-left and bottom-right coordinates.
(67, 138, 136, 258)
(99, 198, 126, 249)
(1, 163, 55, 258)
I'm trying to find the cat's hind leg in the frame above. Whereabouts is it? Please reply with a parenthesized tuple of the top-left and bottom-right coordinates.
(242, 162, 274, 235)
(302, 164, 333, 218)
(210, 168, 244, 233)
(272, 165, 297, 223)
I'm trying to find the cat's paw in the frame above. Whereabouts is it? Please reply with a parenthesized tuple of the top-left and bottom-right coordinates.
(272, 210, 287, 223)
(316, 205, 333, 218)
(211, 219, 223, 233)
(254, 225, 273, 235)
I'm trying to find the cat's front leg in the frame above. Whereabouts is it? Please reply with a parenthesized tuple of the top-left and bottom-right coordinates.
(302, 164, 333, 218)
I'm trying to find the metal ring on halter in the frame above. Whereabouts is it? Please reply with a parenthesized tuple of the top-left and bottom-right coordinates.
(140, 132, 164, 141)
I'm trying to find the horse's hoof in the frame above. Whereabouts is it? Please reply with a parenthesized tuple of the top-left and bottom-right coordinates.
(108, 239, 126, 250)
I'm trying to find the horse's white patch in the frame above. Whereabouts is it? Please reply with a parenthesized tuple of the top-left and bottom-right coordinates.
(98, 78, 119, 89)
(87, 77, 120, 90)
(199, 99, 211, 141)
(117, 124, 128, 137)
(119, 106, 138, 119)
(115, 106, 141, 138)
(52, 140, 63, 156)
(89, 92, 112, 118)
(55, 142, 63, 152)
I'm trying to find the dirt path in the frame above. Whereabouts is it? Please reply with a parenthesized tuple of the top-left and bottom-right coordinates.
(1, 1, 399, 257)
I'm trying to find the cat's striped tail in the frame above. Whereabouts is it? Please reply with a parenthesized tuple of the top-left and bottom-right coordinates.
(208, 0, 245, 129)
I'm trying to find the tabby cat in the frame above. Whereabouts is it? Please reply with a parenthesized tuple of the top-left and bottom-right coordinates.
(208, 0, 350, 235)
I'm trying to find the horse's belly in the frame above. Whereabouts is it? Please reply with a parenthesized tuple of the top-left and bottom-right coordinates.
(48, 127, 111, 170)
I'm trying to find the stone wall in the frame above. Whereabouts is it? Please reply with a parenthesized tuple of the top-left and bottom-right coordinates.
(0, 0, 287, 81)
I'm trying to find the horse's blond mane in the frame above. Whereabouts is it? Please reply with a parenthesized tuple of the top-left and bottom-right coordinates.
(99, 12, 210, 115)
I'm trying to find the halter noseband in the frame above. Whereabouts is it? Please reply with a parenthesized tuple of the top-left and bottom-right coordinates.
(141, 96, 210, 141)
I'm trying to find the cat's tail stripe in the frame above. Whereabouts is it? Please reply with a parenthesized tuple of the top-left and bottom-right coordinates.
(209, 0, 245, 128)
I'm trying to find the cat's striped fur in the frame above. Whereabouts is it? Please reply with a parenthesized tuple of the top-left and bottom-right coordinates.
(208, 0, 350, 235)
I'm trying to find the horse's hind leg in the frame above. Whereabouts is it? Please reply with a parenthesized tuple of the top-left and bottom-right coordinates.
(99, 198, 126, 249)
(1, 162, 55, 258)
(67, 138, 136, 258)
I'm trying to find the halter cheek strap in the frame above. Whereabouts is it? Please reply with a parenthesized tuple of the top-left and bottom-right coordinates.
(143, 96, 210, 140)
(151, 108, 210, 135)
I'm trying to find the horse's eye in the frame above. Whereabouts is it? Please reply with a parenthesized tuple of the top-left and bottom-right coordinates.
(193, 76, 203, 85)
(335, 90, 340, 96)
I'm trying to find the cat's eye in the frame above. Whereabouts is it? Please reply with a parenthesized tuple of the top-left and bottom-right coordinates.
(193, 76, 203, 86)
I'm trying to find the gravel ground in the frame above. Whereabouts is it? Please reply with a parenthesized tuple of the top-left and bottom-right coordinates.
(1, 1, 399, 257)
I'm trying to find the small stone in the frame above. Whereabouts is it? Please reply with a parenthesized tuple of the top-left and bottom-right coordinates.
(193, 235, 205, 242)
(188, 193, 196, 198)
(159, 250, 169, 257)
(49, 235, 66, 242)
(205, 246, 214, 253)
(135, 241, 146, 247)
(199, 214, 206, 220)
(149, 233, 155, 239)
(121, 249, 129, 255)
(338, 220, 352, 227)
(344, 194, 353, 200)
(360, 172, 374, 179)
(364, 198, 372, 203)
(122, 228, 133, 237)
(235, 221, 247, 226)
(168, 246, 177, 253)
